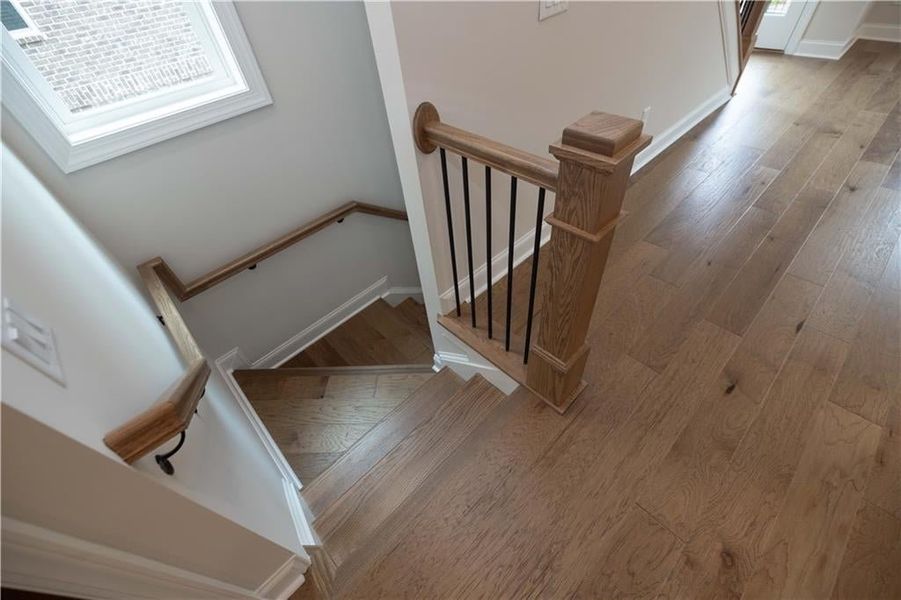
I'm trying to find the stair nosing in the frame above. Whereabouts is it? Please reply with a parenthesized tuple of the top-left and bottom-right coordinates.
(313, 375, 506, 566)
(302, 368, 463, 515)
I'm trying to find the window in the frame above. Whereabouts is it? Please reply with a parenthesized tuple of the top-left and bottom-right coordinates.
(1, 1, 271, 173)
(766, 0, 791, 16)
(1, 0, 41, 41)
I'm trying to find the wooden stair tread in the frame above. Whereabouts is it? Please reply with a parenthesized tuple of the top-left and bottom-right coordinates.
(282, 299, 434, 368)
(359, 300, 434, 363)
(237, 369, 435, 483)
(302, 368, 464, 516)
(234, 364, 433, 380)
(396, 297, 431, 332)
(313, 374, 506, 566)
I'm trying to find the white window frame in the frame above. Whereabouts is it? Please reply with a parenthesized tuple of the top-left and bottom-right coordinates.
(1, 1, 271, 173)
(3, 0, 43, 41)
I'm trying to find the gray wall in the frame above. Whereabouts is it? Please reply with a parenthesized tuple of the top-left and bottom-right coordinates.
(390, 1, 732, 298)
(2, 146, 302, 588)
(2, 1, 420, 363)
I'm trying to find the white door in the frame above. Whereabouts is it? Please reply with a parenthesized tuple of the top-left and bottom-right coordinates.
(755, 0, 809, 51)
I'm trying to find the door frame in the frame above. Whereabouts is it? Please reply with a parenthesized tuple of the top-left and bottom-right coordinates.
(784, 1, 820, 55)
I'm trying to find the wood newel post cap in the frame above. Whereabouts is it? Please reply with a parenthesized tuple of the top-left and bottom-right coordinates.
(550, 111, 652, 171)
(413, 101, 440, 154)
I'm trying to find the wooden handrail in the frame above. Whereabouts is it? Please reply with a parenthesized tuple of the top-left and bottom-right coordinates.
(415, 101, 651, 414)
(413, 102, 559, 191)
(104, 199, 407, 465)
(138, 260, 204, 362)
(104, 358, 210, 464)
(142, 201, 408, 302)
(103, 262, 209, 465)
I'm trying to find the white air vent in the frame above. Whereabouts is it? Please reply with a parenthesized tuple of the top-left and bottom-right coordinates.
(2, 298, 65, 385)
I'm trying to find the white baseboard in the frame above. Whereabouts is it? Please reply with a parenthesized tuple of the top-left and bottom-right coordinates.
(253, 276, 388, 368)
(252, 277, 422, 369)
(1, 517, 307, 600)
(439, 227, 552, 314)
(793, 38, 856, 60)
(282, 477, 318, 546)
(790, 22, 901, 61)
(215, 348, 304, 492)
(382, 286, 424, 307)
(633, 85, 733, 173)
(857, 23, 901, 44)
(256, 553, 309, 600)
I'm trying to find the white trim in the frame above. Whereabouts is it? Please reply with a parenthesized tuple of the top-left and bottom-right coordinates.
(1, 2, 272, 173)
(1, 517, 305, 600)
(4, 0, 43, 41)
(281, 478, 318, 547)
(792, 37, 856, 60)
(214, 348, 303, 491)
(439, 227, 552, 314)
(715, 0, 736, 90)
(255, 553, 309, 600)
(784, 1, 820, 55)
(252, 276, 390, 369)
(364, 1, 452, 363)
(433, 345, 518, 396)
(633, 85, 733, 174)
(382, 286, 424, 307)
(857, 22, 901, 44)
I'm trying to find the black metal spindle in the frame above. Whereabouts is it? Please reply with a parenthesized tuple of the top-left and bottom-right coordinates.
(462, 157, 476, 328)
(440, 149, 461, 317)
(485, 166, 493, 339)
(505, 176, 518, 351)
(523, 187, 546, 364)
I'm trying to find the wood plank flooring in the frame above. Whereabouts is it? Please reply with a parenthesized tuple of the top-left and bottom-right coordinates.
(283, 299, 434, 368)
(308, 41, 901, 599)
(235, 369, 434, 482)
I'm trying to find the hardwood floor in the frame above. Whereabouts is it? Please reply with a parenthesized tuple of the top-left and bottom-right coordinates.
(235, 369, 434, 482)
(282, 299, 434, 368)
(235, 298, 435, 482)
(301, 41, 900, 598)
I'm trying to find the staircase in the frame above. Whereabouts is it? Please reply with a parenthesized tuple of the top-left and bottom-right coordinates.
(233, 298, 511, 597)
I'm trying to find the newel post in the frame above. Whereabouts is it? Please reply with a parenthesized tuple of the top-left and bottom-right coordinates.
(526, 112, 651, 413)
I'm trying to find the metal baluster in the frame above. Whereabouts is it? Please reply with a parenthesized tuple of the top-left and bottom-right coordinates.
(505, 176, 517, 351)
(440, 148, 461, 316)
(485, 166, 493, 338)
(523, 188, 546, 364)
(462, 157, 476, 328)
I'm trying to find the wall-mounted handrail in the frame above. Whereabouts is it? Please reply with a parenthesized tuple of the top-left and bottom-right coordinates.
(143, 201, 408, 302)
(103, 262, 209, 472)
(104, 199, 407, 470)
(414, 102, 559, 192)
(104, 358, 210, 465)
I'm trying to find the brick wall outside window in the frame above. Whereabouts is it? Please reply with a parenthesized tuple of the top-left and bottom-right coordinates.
(17, 1, 214, 113)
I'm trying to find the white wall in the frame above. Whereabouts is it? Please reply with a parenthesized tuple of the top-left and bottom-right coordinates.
(1, 146, 306, 590)
(386, 1, 732, 303)
(860, 0, 901, 41)
(790, 1, 898, 58)
(864, 0, 901, 25)
(1, 1, 420, 363)
(803, 1, 871, 42)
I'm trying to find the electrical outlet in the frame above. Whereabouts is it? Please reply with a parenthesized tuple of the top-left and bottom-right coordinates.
(539, 0, 568, 21)
(2, 298, 65, 385)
